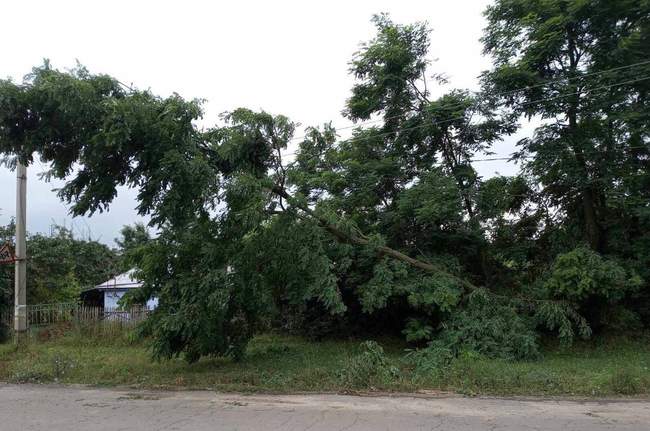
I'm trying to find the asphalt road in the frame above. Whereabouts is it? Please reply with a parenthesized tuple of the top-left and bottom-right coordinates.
(1, 384, 649, 430)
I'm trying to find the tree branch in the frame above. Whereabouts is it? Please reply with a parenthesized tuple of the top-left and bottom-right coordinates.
(269, 184, 476, 290)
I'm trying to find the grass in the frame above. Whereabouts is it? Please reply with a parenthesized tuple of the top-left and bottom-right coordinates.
(0, 326, 649, 397)
(428, 337, 650, 397)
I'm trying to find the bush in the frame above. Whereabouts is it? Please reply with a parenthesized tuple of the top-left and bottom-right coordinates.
(338, 341, 400, 389)
(544, 246, 643, 331)
(436, 290, 540, 361)
(402, 318, 434, 343)
(545, 247, 641, 302)
(406, 341, 455, 376)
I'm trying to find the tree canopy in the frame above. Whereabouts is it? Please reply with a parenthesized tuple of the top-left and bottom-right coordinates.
(0, 2, 648, 361)
(0, 222, 119, 306)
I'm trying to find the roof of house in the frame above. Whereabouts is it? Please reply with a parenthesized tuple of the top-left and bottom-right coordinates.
(91, 269, 142, 291)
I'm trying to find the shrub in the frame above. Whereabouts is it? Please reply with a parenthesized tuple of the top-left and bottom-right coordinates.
(338, 341, 400, 389)
(544, 246, 643, 331)
(402, 318, 434, 343)
(545, 247, 641, 302)
(436, 290, 540, 361)
(406, 340, 455, 376)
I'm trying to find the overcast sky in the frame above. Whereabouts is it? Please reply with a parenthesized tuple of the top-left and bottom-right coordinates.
(0, 0, 527, 246)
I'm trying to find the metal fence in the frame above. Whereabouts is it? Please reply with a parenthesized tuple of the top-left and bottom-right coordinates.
(1, 303, 151, 329)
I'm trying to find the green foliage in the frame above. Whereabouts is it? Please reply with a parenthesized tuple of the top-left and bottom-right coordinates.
(338, 341, 400, 389)
(407, 288, 544, 365)
(26, 226, 118, 304)
(545, 247, 640, 302)
(237, 215, 346, 315)
(482, 0, 650, 254)
(398, 169, 463, 228)
(0, 62, 211, 226)
(534, 300, 592, 346)
(133, 221, 260, 363)
(541, 246, 643, 333)
(1, 4, 648, 363)
(0, 223, 118, 305)
(3, 333, 650, 396)
(402, 318, 434, 343)
(405, 341, 455, 376)
(476, 176, 531, 221)
(114, 222, 151, 272)
(358, 258, 408, 312)
(437, 290, 540, 361)
(406, 274, 463, 313)
(346, 14, 431, 121)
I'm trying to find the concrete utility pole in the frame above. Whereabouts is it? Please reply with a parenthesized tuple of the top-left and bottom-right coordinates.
(14, 162, 27, 333)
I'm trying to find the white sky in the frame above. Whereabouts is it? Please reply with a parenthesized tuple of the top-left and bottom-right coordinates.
(0, 0, 527, 246)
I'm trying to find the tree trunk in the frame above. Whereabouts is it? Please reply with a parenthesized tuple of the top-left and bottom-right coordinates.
(566, 27, 602, 251)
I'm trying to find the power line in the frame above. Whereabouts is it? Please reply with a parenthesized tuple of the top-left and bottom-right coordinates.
(470, 143, 649, 163)
(280, 144, 649, 208)
(282, 73, 650, 160)
(293, 144, 648, 167)
(279, 144, 650, 203)
(288, 59, 650, 143)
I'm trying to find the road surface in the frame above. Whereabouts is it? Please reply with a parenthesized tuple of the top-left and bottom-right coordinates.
(1, 384, 649, 430)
